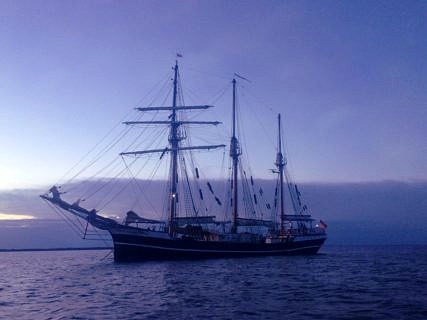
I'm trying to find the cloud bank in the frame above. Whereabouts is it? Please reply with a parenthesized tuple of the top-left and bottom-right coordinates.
(0, 180, 425, 248)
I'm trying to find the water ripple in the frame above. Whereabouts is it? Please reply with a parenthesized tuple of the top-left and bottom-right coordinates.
(0, 246, 426, 319)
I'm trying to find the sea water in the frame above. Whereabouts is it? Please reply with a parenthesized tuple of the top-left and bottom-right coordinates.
(0, 245, 426, 319)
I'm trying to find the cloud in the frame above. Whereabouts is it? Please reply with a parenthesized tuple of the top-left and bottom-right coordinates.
(0, 179, 425, 247)
(2, 179, 426, 222)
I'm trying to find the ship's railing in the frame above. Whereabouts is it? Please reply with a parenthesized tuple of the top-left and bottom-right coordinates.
(286, 227, 326, 236)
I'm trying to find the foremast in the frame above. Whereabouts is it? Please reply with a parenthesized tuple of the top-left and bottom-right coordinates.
(121, 61, 225, 236)
(169, 61, 180, 231)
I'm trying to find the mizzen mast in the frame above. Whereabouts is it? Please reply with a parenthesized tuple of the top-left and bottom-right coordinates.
(275, 114, 286, 234)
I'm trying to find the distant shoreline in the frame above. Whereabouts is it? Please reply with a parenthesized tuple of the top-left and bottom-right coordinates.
(0, 247, 112, 252)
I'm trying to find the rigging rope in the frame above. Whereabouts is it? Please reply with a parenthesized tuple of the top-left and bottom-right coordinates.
(57, 70, 173, 188)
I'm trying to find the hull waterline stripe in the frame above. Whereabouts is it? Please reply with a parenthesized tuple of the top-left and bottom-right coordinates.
(114, 241, 321, 254)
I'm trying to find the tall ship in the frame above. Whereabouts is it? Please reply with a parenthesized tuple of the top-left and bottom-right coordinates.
(41, 61, 327, 262)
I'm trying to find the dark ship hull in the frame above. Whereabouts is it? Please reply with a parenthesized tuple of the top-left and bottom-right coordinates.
(110, 230, 326, 262)
(40, 194, 327, 262)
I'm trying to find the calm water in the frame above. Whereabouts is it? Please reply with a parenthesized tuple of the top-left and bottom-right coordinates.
(0, 245, 426, 319)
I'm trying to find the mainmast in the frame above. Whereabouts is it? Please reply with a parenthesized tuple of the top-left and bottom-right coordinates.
(275, 114, 286, 234)
(230, 79, 241, 233)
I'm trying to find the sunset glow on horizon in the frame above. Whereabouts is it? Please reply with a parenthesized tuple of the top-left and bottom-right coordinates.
(0, 213, 35, 220)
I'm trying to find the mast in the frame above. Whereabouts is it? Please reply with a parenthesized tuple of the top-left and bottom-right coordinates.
(275, 114, 286, 234)
(230, 79, 240, 233)
(169, 60, 179, 233)
(121, 61, 225, 235)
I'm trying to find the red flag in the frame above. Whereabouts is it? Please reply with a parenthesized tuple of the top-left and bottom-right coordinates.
(319, 220, 328, 229)
(176, 53, 183, 58)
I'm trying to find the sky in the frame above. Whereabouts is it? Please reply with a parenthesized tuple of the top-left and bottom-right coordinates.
(1, 0, 427, 191)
